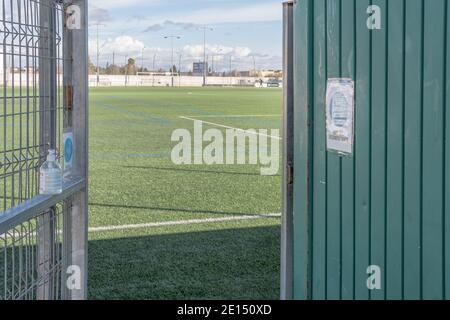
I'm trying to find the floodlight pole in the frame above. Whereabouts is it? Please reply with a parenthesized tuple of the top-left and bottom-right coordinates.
(178, 53, 182, 87)
(141, 46, 145, 72)
(199, 26, 213, 86)
(90, 22, 105, 87)
(211, 49, 222, 75)
(203, 29, 206, 85)
(152, 54, 157, 86)
(96, 24, 99, 86)
(124, 55, 128, 86)
(164, 35, 181, 87)
(229, 55, 233, 86)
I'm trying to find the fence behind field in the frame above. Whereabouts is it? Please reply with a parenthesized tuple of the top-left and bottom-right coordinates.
(3, 74, 282, 88)
(86, 75, 278, 87)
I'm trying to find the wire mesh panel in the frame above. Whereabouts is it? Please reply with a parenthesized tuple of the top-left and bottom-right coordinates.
(0, 0, 65, 212)
(0, 0, 88, 300)
(0, 202, 68, 300)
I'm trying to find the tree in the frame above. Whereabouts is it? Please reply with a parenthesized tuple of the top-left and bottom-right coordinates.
(138, 67, 149, 73)
(88, 58, 96, 75)
(124, 58, 137, 75)
(106, 64, 120, 75)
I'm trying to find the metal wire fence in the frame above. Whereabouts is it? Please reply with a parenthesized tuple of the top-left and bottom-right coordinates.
(1, 0, 65, 212)
(0, 202, 67, 300)
(0, 0, 88, 300)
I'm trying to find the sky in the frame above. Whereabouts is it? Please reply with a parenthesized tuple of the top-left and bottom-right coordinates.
(88, 0, 283, 72)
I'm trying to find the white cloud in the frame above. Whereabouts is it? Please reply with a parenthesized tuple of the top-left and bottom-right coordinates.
(161, 2, 281, 25)
(143, 20, 198, 32)
(234, 47, 252, 57)
(90, 36, 146, 58)
(89, 0, 156, 9)
(182, 44, 252, 59)
(89, 38, 277, 70)
(99, 1, 281, 31)
(89, 6, 111, 23)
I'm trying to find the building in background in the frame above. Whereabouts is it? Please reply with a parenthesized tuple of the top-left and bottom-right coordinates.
(193, 62, 208, 76)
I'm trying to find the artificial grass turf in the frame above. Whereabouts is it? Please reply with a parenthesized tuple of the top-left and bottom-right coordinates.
(88, 219, 280, 300)
(88, 86, 282, 299)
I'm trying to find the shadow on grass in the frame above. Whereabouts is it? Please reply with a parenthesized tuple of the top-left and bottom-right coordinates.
(89, 202, 259, 217)
(88, 225, 280, 300)
(123, 165, 281, 177)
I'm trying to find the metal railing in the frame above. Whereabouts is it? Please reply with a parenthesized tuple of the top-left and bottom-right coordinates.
(0, 0, 88, 300)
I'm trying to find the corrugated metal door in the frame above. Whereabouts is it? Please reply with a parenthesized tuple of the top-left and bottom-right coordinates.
(293, 0, 450, 300)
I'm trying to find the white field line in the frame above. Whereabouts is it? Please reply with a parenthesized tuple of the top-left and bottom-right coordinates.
(183, 114, 281, 118)
(1, 214, 281, 239)
(179, 116, 282, 140)
(88, 213, 281, 233)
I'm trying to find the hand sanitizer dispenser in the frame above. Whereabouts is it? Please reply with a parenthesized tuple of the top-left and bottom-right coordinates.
(39, 149, 63, 195)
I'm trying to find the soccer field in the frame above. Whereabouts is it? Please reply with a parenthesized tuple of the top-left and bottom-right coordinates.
(87, 86, 282, 299)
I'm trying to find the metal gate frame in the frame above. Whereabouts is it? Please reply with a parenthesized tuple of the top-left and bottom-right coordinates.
(0, 0, 88, 300)
(281, 0, 294, 301)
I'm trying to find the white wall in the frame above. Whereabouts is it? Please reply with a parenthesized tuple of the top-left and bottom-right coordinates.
(88, 75, 277, 88)
(0, 54, 12, 85)
(3, 74, 282, 88)
(0, 54, 4, 80)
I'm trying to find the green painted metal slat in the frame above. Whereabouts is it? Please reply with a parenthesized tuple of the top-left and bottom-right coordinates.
(311, 0, 328, 300)
(353, 0, 371, 300)
(403, 0, 423, 300)
(325, 0, 342, 300)
(385, 0, 405, 300)
(340, 0, 356, 300)
(422, 0, 446, 300)
(293, 0, 314, 301)
(370, 0, 387, 301)
(446, 0, 450, 300)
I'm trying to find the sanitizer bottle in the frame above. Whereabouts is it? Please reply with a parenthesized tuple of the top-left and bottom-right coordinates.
(39, 149, 63, 195)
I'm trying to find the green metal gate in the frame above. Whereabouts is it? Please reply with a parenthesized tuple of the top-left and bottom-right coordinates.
(291, 0, 450, 300)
